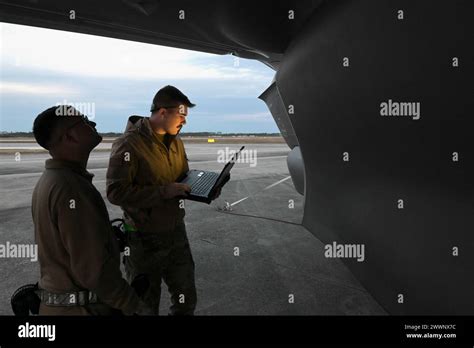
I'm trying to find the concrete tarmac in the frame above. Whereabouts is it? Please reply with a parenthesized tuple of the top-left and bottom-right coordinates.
(0, 142, 386, 315)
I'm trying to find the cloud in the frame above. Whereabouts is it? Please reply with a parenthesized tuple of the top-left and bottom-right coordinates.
(0, 22, 273, 81)
(0, 22, 278, 133)
(0, 81, 78, 95)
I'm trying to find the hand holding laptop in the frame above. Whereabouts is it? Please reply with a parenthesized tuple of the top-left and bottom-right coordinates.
(162, 180, 224, 201)
(179, 146, 243, 204)
(162, 182, 191, 199)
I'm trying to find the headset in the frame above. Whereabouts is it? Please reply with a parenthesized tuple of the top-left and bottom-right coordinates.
(11, 283, 40, 316)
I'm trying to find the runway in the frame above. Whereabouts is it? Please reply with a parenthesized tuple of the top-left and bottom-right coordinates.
(0, 142, 386, 315)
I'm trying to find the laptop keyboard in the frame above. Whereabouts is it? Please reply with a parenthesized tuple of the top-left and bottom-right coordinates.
(190, 172, 219, 195)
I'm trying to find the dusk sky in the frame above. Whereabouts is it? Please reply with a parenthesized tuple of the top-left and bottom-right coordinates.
(0, 22, 278, 133)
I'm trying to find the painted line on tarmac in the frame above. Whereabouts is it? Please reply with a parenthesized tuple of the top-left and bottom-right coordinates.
(230, 175, 292, 207)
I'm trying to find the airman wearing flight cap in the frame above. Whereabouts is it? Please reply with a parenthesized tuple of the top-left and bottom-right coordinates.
(106, 85, 219, 315)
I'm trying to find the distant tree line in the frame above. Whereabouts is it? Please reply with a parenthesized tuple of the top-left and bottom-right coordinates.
(0, 131, 282, 137)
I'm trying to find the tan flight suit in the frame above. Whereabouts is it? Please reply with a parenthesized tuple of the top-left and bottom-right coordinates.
(32, 159, 141, 315)
(106, 116, 197, 315)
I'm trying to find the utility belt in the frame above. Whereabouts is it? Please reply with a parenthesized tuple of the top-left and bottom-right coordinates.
(37, 288, 100, 307)
(10, 284, 99, 315)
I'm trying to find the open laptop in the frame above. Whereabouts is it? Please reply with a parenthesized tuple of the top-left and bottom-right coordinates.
(179, 146, 245, 204)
